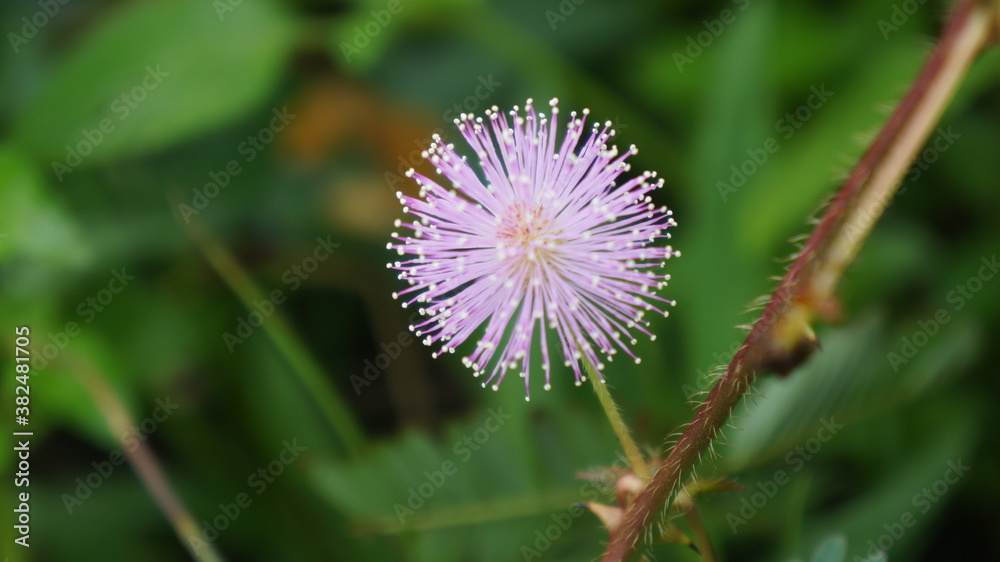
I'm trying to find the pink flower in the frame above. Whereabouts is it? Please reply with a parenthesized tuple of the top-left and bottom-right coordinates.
(388, 98, 677, 399)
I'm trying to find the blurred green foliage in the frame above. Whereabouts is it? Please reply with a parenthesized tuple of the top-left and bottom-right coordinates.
(1, 0, 998, 560)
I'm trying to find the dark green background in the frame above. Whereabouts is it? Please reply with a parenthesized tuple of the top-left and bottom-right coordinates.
(1, 0, 998, 560)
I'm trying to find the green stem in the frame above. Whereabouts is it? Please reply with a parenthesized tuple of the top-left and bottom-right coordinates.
(177, 213, 365, 457)
(584, 360, 650, 481)
(677, 489, 718, 562)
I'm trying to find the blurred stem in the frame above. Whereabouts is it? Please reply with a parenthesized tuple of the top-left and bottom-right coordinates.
(808, 2, 997, 305)
(176, 211, 364, 457)
(584, 360, 650, 481)
(676, 488, 717, 562)
(604, 1, 998, 560)
(73, 361, 225, 562)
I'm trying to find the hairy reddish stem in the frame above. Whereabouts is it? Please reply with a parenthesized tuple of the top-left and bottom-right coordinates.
(603, 1, 997, 559)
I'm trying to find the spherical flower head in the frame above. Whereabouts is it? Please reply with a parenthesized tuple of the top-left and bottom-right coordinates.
(387, 98, 678, 400)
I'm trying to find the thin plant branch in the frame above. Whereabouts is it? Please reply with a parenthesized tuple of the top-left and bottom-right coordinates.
(676, 488, 717, 562)
(603, 1, 998, 559)
(73, 360, 225, 562)
(585, 360, 651, 481)
(173, 205, 365, 457)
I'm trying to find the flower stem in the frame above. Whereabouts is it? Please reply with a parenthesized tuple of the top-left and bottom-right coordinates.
(175, 208, 365, 457)
(73, 360, 225, 562)
(677, 488, 717, 562)
(603, 1, 998, 560)
(585, 360, 650, 481)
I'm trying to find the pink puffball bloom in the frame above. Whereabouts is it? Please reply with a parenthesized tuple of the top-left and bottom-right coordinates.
(388, 98, 678, 400)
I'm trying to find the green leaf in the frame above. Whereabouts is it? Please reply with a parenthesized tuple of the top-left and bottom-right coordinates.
(800, 413, 974, 562)
(309, 404, 615, 562)
(723, 310, 979, 471)
(671, 0, 777, 395)
(735, 43, 925, 255)
(13, 0, 296, 169)
(331, 0, 487, 71)
(0, 146, 88, 268)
